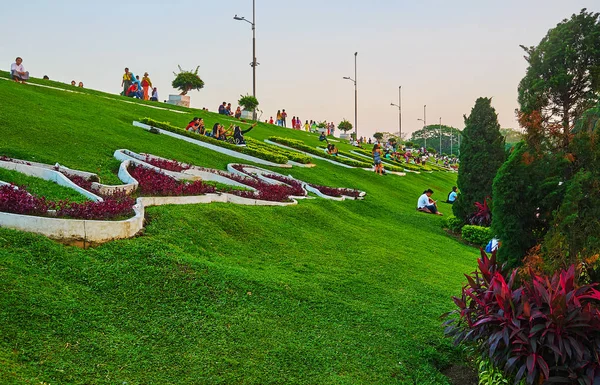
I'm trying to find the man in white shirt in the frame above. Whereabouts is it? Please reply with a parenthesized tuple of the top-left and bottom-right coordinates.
(417, 189, 443, 216)
(11, 57, 29, 82)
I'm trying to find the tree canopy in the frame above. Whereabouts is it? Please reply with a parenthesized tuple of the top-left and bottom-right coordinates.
(518, 9, 600, 148)
(409, 125, 461, 155)
(172, 65, 205, 96)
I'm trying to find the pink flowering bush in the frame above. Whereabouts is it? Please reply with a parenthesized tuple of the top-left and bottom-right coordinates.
(129, 165, 216, 196)
(143, 155, 190, 172)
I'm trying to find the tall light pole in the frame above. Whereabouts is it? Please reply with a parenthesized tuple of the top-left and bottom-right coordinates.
(417, 104, 427, 150)
(390, 86, 402, 141)
(343, 52, 358, 140)
(439, 117, 442, 155)
(450, 125, 453, 156)
(234, 0, 257, 119)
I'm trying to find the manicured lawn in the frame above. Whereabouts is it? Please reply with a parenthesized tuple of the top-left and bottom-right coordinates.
(0, 76, 477, 384)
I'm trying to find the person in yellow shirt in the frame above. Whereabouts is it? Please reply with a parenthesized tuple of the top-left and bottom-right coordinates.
(141, 72, 152, 100)
(121, 68, 131, 96)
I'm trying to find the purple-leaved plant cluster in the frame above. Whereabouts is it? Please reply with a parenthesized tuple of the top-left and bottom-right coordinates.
(309, 184, 361, 198)
(129, 165, 216, 196)
(0, 185, 49, 216)
(144, 155, 191, 172)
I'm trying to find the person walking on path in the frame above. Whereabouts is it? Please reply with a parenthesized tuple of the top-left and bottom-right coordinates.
(303, 120, 310, 132)
(281, 109, 288, 127)
(121, 68, 132, 96)
(11, 57, 29, 82)
(141, 72, 152, 100)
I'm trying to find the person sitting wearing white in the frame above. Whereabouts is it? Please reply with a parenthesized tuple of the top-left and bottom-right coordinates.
(417, 189, 443, 216)
(11, 57, 29, 82)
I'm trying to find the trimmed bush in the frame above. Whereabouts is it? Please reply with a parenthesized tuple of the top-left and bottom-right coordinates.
(443, 215, 464, 234)
(268, 136, 371, 168)
(140, 118, 289, 164)
(461, 225, 492, 247)
(247, 138, 312, 164)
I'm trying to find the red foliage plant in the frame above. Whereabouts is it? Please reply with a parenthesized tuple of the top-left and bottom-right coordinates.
(0, 184, 134, 220)
(468, 198, 492, 227)
(129, 165, 215, 196)
(309, 184, 361, 199)
(143, 155, 190, 173)
(443, 250, 600, 385)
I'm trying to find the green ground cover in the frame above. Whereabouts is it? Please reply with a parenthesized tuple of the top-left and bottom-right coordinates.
(0, 168, 89, 203)
(0, 76, 478, 384)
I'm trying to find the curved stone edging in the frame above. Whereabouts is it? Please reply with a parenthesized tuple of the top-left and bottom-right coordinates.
(134, 121, 291, 168)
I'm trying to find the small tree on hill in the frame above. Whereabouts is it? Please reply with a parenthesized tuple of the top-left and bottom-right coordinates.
(453, 97, 505, 224)
(338, 120, 353, 132)
(238, 94, 259, 111)
(373, 132, 384, 141)
(172, 65, 205, 96)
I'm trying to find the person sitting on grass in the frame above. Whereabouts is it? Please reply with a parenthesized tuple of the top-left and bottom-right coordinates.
(126, 82, 142, 98)
(326, 143, 338, 156)
(197, 118, 205, 135)
(319, 132, 327, 141)
(417, 189, 443, 216)
(234, 106, 242, 119)
(233, 123, 257, 145)
(216, 124, 233, 141)
(150, 87, 159, 101)
(446, 186, 458, 204)
(11, 57, 30, 82)
(186, 117, 200, 132)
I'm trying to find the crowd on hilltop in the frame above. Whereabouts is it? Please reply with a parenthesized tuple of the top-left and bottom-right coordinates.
(122, 68, 158, 101)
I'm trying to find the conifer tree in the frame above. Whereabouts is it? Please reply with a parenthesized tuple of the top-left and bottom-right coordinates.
(453, 98, 505, 223)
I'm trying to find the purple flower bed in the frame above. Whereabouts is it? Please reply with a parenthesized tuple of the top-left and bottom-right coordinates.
(263, 174, 306, 196)
(129, 165, 216, 196)
(55, 192, 135, 220)
(309, 184, 362, 199)
(0, 184, 135, 220)
(144, 155, 190, 172)
(0, 185, 49, 216)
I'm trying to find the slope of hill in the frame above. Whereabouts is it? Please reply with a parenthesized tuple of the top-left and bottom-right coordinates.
(0, 74, 478, 384)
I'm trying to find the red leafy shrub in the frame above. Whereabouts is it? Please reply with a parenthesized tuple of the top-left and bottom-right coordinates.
(263, 174, 306, 196)
(309, 184, 361, 198)
(0, 185, 134, 220)
(129, 165, 216, 196)
(468, 198, 491, 227)
(0, 155, 31, 165)
(55, 192, 135, 220)
(0, 184, 49, 216)
(143, 155, 190, 172)
(444, 251, 600, 384)
(63, 173, 96, 192)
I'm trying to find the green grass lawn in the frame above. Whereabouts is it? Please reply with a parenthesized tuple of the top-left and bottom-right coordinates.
(0, 76, 477, 384)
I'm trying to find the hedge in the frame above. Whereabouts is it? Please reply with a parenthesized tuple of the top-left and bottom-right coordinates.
(443, 216, 464, 234)
(461, 225, 493, 247)
(247, 138, 312, 164)
(268, 137, 371, 168)
(351, 148, 430, 172)
(140, 118, 288, 164)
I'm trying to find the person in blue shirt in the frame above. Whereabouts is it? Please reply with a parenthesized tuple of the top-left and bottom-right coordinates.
(447, 186, 458, 204)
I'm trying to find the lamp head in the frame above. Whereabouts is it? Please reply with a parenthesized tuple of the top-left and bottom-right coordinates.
(343, 77, 350, 80)
(233, 15, 245, 20)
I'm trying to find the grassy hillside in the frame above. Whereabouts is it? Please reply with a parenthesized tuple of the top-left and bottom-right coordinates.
(0, 75, 478, 384)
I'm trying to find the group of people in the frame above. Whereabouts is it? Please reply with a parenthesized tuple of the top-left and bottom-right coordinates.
(122, 68, 158, 101)
(70, 80, 84, 88)
(416, 186, 458, 216)
(185, 117, 256, 145)
(218, 102, 243, 118)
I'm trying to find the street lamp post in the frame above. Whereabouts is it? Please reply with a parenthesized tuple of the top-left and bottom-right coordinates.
(439, 117, 442, 155)
(234, 0, 257, 119)
(390, 86, 402, 141)
(417, 104, 427, 150)
(343, 52, 358, 140)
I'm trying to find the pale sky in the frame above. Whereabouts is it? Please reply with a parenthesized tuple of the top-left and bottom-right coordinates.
(1, 0, 597, 138)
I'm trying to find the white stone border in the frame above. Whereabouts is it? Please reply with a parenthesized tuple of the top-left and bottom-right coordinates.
(134, 121, 291, 168)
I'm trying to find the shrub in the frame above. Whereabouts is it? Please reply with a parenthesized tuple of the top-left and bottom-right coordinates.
(141, 118, 289, 164)
(467, 198, 491, 227)
(143, 155, 190, 172)
(172, 65, 204, 95)
(0, 184, 49, 216)
(308, 184, 362, 199)
(461, 225, 493, 247)
(246, 137, 312, 164)
(443, 215, 464, 234)
(55, 192, 135, 220)
(444, 251, 600, 385)
(453, 97, 505, 223)
(238, 94, 259, 111)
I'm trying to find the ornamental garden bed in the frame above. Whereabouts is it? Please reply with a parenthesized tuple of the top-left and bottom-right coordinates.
(268, 136, 370, 168)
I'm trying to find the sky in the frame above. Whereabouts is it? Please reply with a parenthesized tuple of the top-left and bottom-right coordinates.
(1, 0, 597, 139)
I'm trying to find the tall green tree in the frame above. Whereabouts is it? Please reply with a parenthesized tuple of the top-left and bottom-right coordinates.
(453, 98, 505, 223)
(518, 9, 600, 148)
(409, 125, 461, 155)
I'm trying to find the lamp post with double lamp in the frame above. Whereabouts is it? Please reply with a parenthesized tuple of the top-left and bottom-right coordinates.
(343, 52, 358, 140)
(417, 104, 427, 150)
(390, 86, 402, 141)
(233, 0, 257, 120)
